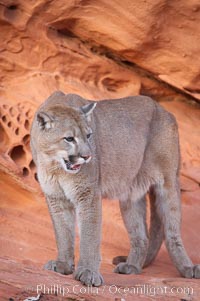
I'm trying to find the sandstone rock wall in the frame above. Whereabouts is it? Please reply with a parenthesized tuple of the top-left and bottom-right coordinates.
(1, 0, 200, 100)
(0, 0, 200, 191)
(0, 100, 36, 190)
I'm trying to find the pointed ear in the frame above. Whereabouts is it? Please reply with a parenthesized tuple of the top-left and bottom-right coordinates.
(37, 111, 54, 130)
(80, 102, 97, 122)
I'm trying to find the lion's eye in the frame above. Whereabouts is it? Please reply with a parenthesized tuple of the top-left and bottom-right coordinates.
(87, 133, 92, 139)
(64, 137, 75, 142)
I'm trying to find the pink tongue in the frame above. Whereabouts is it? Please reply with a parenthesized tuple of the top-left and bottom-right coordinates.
(72, 164, 81, 170)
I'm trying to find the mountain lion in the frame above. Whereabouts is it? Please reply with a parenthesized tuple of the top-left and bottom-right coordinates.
(30, 91, 200, 286)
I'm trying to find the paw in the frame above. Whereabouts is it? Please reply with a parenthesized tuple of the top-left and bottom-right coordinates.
(181, 265, 200, 278)
(114, 262, 141, 274)
(181, 266, 194, 278)
(74, 267, 103, 286)
(44, 260, 74, 275)
(194, 265, 200, 278)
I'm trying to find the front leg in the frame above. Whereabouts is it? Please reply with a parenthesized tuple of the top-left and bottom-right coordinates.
(44, 195, 75, 275)
(74, 192, 103, 286)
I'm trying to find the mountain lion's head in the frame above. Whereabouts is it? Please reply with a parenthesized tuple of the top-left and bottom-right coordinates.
(35, 102, 96, 174)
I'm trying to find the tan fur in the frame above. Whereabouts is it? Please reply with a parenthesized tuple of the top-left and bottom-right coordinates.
(31, 91, 200, 286)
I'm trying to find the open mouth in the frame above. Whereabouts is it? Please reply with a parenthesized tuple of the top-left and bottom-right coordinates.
(63, 159, 81, 171)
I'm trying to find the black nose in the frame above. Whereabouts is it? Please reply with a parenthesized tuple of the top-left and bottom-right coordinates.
(81, 155, 91, 161)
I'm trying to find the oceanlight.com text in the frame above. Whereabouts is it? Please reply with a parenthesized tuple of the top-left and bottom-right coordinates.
(29, 283, 194, 297)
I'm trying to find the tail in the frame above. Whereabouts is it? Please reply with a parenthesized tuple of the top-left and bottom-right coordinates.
(113, 187, 163, 268)
(143, 186, 163, 267)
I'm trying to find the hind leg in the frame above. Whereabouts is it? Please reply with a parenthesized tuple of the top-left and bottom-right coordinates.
(113, 188, 164, 268)
(114, 195, 148, 274)
(156, 180, 200, 278)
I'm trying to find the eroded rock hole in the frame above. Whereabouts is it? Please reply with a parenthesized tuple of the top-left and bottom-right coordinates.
(22, 167, 29, 176)
(23, 134, 30, 145)
(2, 115, 7, 123)
(25, 110, 32, 118)
(8, 5, 18, 10)
(57, 28, 77, 38)
(29, 160, 35, 170)
(15, 128, 19, 135)
(7, 121, 12, 128)
(9, 145, 26, 166)
(4, 4, 18, 19)
(24, 119, 29, 130)
(17, 114, 21, 123)
(102, 77, 127, 92)
(34, 173, 38, 182)
(9, 107, 17, 117)
(0, 123, 9, 152)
